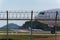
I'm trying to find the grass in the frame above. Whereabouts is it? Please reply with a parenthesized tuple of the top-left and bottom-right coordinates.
(0, 32, 60, 40)
(0, 35, 55, 40)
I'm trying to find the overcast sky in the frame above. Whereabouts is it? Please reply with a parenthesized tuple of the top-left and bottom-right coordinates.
(0, 0, 60, 11)
(0, 0, 60, 27)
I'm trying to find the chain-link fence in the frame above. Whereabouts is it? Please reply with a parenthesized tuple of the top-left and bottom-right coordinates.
(0, 10, 60, 40)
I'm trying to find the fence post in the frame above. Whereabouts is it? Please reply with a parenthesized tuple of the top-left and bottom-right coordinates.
(54, 11, 58, 34)
(55, 11, 58, 40)
(6, 11, 8, 40)
(30, 10, 33, 40)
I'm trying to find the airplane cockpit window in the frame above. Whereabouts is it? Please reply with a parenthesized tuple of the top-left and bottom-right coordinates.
(39, 12, 45, 15)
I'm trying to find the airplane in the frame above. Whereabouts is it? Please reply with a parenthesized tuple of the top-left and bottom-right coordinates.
(35, 9, 60, 26)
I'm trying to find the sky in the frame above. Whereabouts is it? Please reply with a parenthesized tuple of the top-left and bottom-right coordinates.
(0, 0, 60, 27)
(0, 0, 60, 11)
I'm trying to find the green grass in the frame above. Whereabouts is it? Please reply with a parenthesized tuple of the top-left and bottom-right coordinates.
(0, 32, 60, 40)
(0, 35, 55, 40)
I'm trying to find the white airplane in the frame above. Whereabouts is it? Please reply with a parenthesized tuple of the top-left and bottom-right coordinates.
(35, 9, 60, 26)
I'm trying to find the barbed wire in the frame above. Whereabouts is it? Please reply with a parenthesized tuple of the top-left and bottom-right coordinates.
(0, 11, 60, 13)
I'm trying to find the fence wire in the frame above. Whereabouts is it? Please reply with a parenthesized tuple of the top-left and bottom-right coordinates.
(0, 10, 59, 40)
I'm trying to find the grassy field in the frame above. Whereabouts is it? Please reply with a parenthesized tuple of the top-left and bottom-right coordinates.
(0, 32, 60, 40)
(0, 35, 55, 40)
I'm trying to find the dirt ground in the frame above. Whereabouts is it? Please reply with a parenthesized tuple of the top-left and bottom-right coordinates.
(56, 36, 60, 40)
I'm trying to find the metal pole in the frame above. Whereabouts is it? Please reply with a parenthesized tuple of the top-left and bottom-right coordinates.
(55, 11, 58, 40)
(6, 11, 8, 40)
(30, 10, 33, 40)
